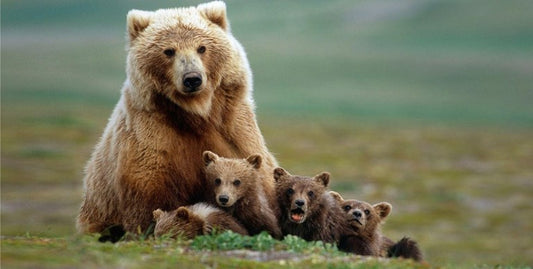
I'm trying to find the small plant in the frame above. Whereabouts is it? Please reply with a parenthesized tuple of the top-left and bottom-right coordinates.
(190, 231, 277, 251)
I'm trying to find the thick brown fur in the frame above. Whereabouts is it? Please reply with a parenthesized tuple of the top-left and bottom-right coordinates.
(153, 202, 248, 239)
(330, 192, 423, 261)
(77, 1, 277, 234)
(273, 168, 351, 244)
(203, 151, 282, 239)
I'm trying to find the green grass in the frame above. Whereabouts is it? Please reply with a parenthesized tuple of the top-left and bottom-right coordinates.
(2, 0, 533, 268)
(0, 232, 429, 269)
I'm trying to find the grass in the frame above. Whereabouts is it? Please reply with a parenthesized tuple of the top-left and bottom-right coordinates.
(2, 0, 533, 268)
(0, 232, 429, 269)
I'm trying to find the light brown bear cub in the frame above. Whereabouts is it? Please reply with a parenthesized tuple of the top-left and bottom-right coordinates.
(274, 168, 351, 244)
(330, 192, 423, 261)
(77, 1, 278, 236)
(153, 203, 248, 239)
(203, 151, 282, 239)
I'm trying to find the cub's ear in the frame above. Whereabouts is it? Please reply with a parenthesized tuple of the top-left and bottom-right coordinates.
(273, 167, 290, 183)
(197, 1, 228, 31)
(329, 191, 344, 204)
(373, 202, 392, 220)
(203, 151, 219, 166)
(314, 172, 330, 187)
(153, 209, 164, 221)
(127, 9, 153, 42)
(246, 154, 262, 169)
(176, 207, 190, 220)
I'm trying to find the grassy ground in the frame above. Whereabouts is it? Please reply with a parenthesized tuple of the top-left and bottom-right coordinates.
(2, 0, 533, 268)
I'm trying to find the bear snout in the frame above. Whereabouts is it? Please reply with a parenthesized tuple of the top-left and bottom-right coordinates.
(218, 194, 230, 206)
(295, 199, 305, 207)
(353, 210, 362, 219)
(183, 72, 203, 92)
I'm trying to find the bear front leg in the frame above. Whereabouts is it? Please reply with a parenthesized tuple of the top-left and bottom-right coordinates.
(117, 176, 180, 234)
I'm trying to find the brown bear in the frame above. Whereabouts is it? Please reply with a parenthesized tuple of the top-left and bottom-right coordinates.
(273, 167, 351, 244)
(330, 191, 423, 261)
(77, 1, 278, 235)
(153, 203, 248, 239)
(203, 151, 282, 239)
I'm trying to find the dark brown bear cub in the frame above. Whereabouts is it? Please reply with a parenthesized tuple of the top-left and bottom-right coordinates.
(203, 151, 282, 239)
(273, 167, 350, 244)
(330, 191, 423, 261)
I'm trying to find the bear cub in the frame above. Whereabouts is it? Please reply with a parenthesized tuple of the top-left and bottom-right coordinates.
(273, 167, 350, 244)
(153, 202, 248, 239)
(330, 191, 423, 261)
(203, 151, 282, 239)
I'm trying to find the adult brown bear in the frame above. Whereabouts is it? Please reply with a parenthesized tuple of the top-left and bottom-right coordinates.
(77, 1, 277, 235)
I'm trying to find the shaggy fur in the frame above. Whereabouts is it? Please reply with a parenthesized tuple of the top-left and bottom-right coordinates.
(274, 168, 351, 244)
(203, 151, 282, 239)
(153, 203, 248, 239)
(77, 1, 277, 234)
(330, 191, 423, 261)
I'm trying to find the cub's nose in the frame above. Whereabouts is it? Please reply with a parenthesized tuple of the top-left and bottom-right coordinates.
(218, 195, 229, 205)
(295, 199, 305, 207)
(183, 72, 202, 92)
(353, 210, 362, 219)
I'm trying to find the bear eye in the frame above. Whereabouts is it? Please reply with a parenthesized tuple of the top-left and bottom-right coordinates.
(364, 209, 370, 215)
(286, 188, 294, 196)
(163, 48, 175, 57)
(233, 179, 241, 186)
(214, 178, 221, 186)
(197, 45, 206, 54)
(307, 191, 314, 197)
(343, 205, 352, 211)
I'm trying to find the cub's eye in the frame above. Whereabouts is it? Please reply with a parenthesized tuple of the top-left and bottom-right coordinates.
(343, 205, 352, 211)
(286, 188, 294, 196)
(163, 48, 175, 57)
(233, 179, 241, 186)
(197, 45, 206, 54)
(307, 191, 314, 197)
(364, 209, 370, 215)
(214, 178, 221, 186)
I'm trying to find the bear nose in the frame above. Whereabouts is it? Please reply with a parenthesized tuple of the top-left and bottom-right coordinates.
(183, 72, 202, 92)
(353, 211, 362, 218)
(295, 199, 305, 207)
(218, 195, 229, 205)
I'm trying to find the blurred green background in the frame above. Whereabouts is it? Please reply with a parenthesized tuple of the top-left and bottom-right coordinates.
(2, 0, 532, 267)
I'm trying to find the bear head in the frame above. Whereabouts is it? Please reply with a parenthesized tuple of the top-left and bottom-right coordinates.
(126, 1, 251, 116)
(153, 207, 207, 239)
(330, 192, 392, 237)
(273, 167, 330, 224)
(203, 150, 262, 208)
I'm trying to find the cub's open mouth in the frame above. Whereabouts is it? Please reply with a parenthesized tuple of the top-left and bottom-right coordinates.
(350, 218, 363, 226)
(290, 208, 306, 223)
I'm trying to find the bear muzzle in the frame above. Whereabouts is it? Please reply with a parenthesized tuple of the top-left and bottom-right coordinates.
(182, 72, 203, 93)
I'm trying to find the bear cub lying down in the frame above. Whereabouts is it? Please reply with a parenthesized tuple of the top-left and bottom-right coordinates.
(330, 191, 423, 261)
(153, 203, 248, 239)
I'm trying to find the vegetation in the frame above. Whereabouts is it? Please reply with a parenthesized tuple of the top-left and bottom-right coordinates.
(2, 0, 532, 268)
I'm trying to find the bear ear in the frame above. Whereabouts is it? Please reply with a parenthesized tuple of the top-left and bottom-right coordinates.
(314, 172, 330, 187)
(153, 209, 164, 221)
(126, 9, 153, 42)
(246, 154, 262, 169)
(203, 151, 219, 166)
(373, 202, 392, 220)
(176, 207, 190, 221)
(273, 167, 289, 183)
(329, 191, 344, 204)
(197, 1, 228, 31)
